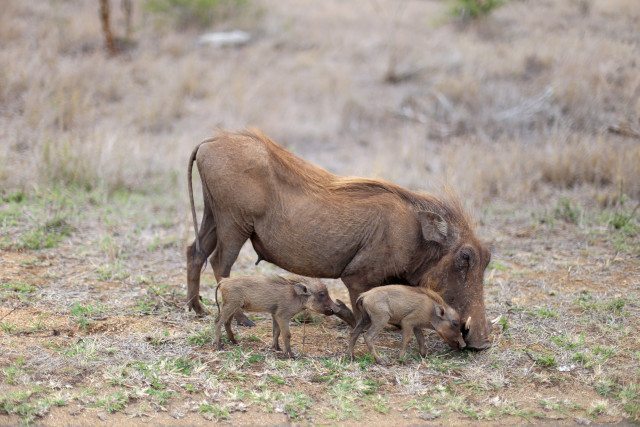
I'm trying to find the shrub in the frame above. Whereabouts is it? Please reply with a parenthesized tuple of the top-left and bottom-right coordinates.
(145, 0, 249, 29)
(554, 198, 581, 225)
(450, 0, 505, 20)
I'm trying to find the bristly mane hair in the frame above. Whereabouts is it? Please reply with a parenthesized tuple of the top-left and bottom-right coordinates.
(239, 129, 334, 188)
(238, 129, 474, 232)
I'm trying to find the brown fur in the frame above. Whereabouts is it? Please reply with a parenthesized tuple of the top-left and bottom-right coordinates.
(214, 275, 337, 358)
(186, 129, 492, 349)
(348, 285, 465, 364)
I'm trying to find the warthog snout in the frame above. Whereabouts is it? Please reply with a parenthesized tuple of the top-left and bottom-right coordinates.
(460, 315, 492, 350)
(461, 327, 492, 350)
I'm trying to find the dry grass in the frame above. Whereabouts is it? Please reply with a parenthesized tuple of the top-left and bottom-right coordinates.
(1, 0, 639, 202)
(0, 188, 638, 424)
(1, 0, 639, 424)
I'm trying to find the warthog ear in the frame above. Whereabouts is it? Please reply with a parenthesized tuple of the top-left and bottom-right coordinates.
(434, 304, 446, 319)
(293, 283, 311, 296)
(419, 211, 448, 245)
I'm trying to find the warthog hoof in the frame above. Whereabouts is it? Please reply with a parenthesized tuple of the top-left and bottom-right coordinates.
(235, 313, 256, 327)
(374, 356, 390, 366)
(188, 299, 209, 317)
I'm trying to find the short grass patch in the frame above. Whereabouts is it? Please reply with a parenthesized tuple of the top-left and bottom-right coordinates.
(619, 384, 639, 420)
(0, 281, 37, 302)
(94, 391, 129, 413)
(96, 261, 129, 281)
(2, 357, 26, 385)
(554, 197, 582, 225)
(187, 327, 215, 346)
(449, 0, 504, 20)
(550, 333, 585, 350)
(69, 303, 104, 330)
(527, 350, 557, 368)
(17, 216, 73, 250)
(533, 306, 559, 318)
(199, 402, 230, 421)
(0, 388, 67, 424)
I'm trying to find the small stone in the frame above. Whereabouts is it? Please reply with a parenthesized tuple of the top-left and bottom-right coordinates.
(490, 396, 502, 406)
(170, 410, 185, 419)
(197, 31, 251, 48)
(419, 412, 440, 420)
(575, 417, 591, 425)
(229, 402, 248, 413)
(68, 406, 84, 416)
(97, 412, 108, 421)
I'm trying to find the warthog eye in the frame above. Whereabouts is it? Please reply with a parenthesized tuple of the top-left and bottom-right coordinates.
(456, 248, 473, 271)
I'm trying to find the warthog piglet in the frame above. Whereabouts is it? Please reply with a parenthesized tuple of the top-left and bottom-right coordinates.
(348, 285, 466, 364)
(215, 275, 338, 357)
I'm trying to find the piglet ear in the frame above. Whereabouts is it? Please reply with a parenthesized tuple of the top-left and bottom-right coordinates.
(434, 304, 446, 319)
(294, 283, 310, 296)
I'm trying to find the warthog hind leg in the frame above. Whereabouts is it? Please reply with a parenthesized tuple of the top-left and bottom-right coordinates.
(187, 205, 217, 316)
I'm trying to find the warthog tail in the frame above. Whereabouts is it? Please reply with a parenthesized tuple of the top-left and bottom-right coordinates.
(214, 282, 221, 322)
(355, 295, 370, 327)
(188, 138, 216, 259)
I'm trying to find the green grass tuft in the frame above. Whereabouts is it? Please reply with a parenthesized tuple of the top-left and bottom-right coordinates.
(528, 351, 557, 368)
(199, 402, 229, 420)
(533, 306, 559, 318)
(145, 0, 250, 29)
(187, 328, 215, 346)
(551, 333, 585, 350)
(18, 216, 73, 250)
(554, 197, 582, 224)
(94, 391, 129, 413)
(449, 0, 504, 20)
(70, 303, 104, 330)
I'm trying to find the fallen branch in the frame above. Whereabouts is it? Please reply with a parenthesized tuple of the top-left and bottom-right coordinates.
(0, 303, 23, 321)
(608, 121, 640, 140)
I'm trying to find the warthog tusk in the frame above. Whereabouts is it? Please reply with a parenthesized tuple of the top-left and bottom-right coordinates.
(465, 316, 472, 330)
(491, 315, 502, 324)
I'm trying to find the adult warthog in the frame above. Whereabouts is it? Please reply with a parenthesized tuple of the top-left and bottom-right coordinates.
(187, 130, 493, 349)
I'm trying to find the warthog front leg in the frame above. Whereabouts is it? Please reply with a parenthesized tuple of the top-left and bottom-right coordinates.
(272, 316, 282, 351)
(211, 228, 255, 327)
(348, 311, 371, 359)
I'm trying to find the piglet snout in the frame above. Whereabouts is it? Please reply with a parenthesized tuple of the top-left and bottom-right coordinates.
(457, 336, 467, 350)
(325, 302, 341, 315)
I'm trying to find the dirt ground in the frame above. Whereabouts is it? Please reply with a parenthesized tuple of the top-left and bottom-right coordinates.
(0, 188, 638, 425)
(1, 0, 639, 424)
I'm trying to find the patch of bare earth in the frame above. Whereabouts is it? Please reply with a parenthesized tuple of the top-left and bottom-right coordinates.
(1, 190, 638, 425)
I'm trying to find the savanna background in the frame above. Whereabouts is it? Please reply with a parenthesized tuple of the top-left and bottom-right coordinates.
(1, 0, 639, 424)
